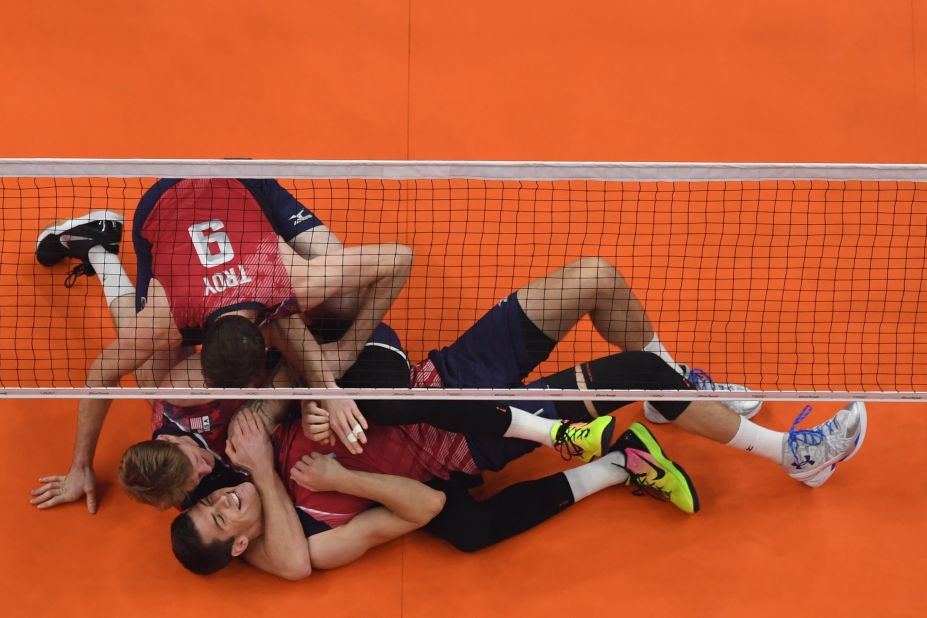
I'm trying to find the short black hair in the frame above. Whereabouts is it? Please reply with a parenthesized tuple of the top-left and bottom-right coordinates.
(200, 315, 267, 388)
(170, 512, 235, 576)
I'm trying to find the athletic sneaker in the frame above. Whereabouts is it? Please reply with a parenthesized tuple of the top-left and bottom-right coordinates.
(551, 416, 616, 463)
(36, 210, 124, 286)
(783, 402, 867, 488)
(643, 365, 762, 424)
(612, 422, 699, 514)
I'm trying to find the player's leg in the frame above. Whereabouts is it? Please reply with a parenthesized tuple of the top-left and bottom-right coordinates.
(672, 400, 867, 488)
(513, 257, 760, 419)
(516, 256, 653, 351)
(36, 214, 190, 391)
(36, 211, 137, 330)
(526, 350, 692, 423)
(336, 335, 615, 462)
(524, 350, 865, 488)
(425, 423, 696, 552)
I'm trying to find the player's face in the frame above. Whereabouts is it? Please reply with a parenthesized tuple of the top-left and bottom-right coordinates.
(175, 440, 216, 490)
(188, 483, 263, 544)
(157, 435, 216, 491)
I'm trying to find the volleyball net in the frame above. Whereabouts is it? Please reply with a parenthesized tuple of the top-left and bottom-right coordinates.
(1, 159, 925, 401)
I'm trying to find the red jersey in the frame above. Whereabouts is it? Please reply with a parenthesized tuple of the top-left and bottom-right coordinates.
(136, 178, 297, 330)
(151, 399, 245, 459)
(273, 417, 478, 529)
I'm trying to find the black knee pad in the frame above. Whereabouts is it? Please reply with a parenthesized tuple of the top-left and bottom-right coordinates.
(582, 351, 692, 420)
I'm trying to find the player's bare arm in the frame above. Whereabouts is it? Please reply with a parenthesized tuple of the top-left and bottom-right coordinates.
(276, 242, 413, 453)
(228, 410, 312, 581)
(287, 225, 366, 323)
(30, 280, 182, 513)
(293, 454, 445, 572)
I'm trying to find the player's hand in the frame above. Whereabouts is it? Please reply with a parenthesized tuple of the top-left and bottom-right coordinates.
(290, 452, 350, 493)
(301, 400, 335, 445)
(320, 398, 368, 455)
(30, 465, 98, 513)
(226, 409, 273, 482)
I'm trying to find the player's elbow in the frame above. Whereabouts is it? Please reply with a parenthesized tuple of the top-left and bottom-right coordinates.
(277, 556, 313, 581)
(393, 244, 413, 272)
(278, 564, 313, 581)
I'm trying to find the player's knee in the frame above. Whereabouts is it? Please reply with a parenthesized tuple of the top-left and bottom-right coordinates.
(630, 351, 682, 383)
(585, 351, 691, 420)
(569, 256, 616, 279)
(629, 351, 692, 421)
(589, 351, 687, 388)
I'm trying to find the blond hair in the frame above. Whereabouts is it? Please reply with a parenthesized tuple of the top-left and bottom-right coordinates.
(119, 440, 193, 509)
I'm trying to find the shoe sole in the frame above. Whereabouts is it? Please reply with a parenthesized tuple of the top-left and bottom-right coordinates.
(629, 422, 700, 513)
(794, 402, 868, 488)
(36, 210, 125, 248)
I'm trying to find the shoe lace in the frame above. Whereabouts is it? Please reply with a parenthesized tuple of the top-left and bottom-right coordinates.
(552, 421, 585, 461)
(618, 462, 673, 503)
(787, 405, 824, 470)
(64, 262, 90, 288)
(686, 367, 715, 390)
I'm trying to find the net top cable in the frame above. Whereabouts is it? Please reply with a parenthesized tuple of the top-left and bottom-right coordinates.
(2, 158, 927, 181)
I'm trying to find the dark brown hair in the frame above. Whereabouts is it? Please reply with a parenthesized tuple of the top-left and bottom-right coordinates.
(171, 512, 235, 575)
(201, 315, 267, 388)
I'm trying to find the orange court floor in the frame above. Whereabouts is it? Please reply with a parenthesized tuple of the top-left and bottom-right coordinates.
(1, 2, 927, 618)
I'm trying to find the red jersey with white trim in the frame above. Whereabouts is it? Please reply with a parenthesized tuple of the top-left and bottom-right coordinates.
(151, 399, 245, 459)
(273, 417, 478, 529)
(139, 178, 296, 329)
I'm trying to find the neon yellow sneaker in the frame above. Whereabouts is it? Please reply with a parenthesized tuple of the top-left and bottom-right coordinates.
(550, 416, 616, 463)
(613, 422, 699, 514)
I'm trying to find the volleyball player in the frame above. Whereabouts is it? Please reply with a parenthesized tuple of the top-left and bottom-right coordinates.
(30, 178, 411, 513)
(297, 256, 865, 491)
(170, 404, 696, 578)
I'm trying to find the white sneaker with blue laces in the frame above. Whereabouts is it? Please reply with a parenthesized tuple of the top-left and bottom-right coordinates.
(643, 365, 762, 424)
(782, 402, 867, 488)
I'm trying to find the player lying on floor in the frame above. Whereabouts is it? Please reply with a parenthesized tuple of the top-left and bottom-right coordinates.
(171, 404, 696, 579)
(31, 179, 411, 513)
(120, 254, 866, 517)
(290, 254, 864, 492)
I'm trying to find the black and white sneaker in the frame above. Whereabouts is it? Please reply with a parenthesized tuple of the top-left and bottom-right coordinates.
(36, 210, 124, 285)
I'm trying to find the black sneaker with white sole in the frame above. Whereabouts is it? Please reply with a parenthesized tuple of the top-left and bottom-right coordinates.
(36, 210, 124, 285)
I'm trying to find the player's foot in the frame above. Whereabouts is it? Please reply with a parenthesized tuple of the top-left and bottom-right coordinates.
(612, 422, 699, 514)
(551, 416, 616, 463)
(643, 365, 762, 424)
(36, 210, 124, 284)
(782, 402, 866, 488)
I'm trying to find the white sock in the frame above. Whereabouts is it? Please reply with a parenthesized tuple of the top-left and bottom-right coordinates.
(563, 451, 629, 502)
(725, 417, 784, 464)
(87, 245, 135, 307)
(643, 334, 686, 376)
(504, 406, 558, 446)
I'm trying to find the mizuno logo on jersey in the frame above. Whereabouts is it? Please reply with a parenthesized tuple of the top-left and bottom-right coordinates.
(289, 211, 314, 226)
(204, 265, 253, 296)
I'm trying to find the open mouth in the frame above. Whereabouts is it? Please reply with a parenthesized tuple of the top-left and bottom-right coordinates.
(231, 490, 242, 510)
